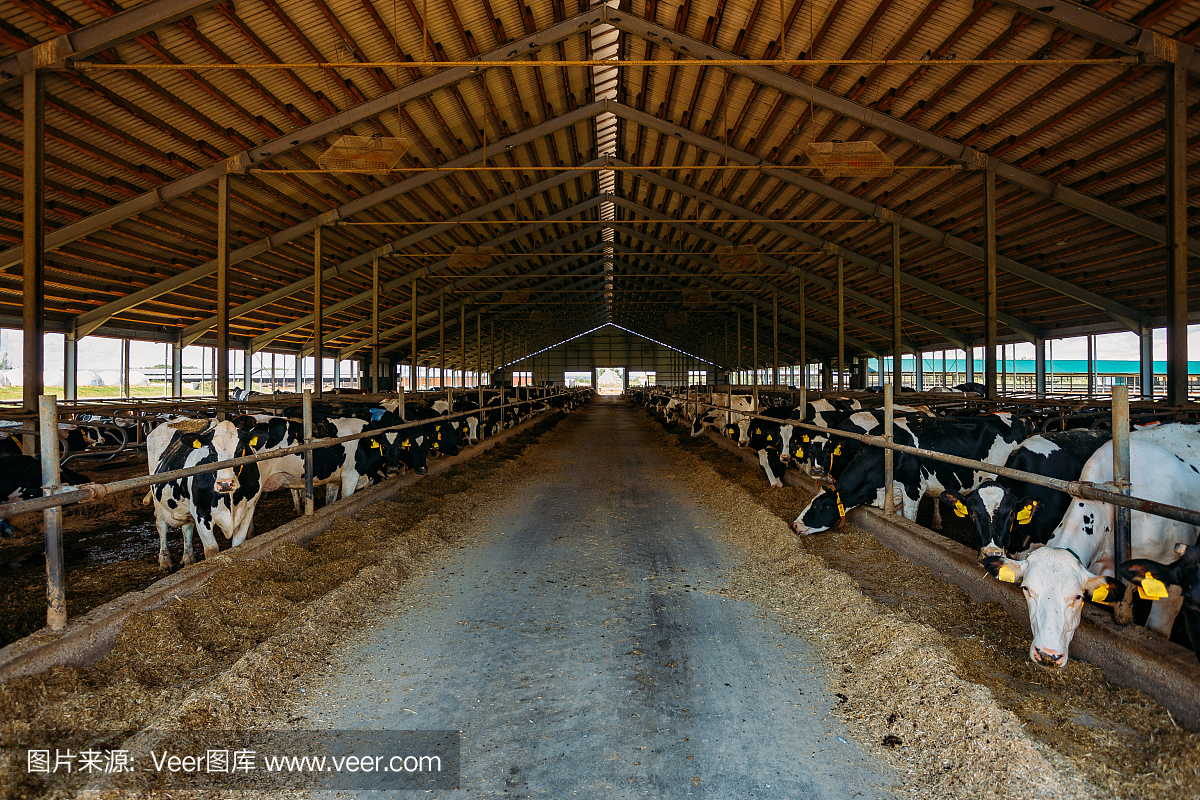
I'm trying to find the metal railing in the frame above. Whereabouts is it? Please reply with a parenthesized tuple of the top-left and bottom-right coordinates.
(6, 387, 587, 632)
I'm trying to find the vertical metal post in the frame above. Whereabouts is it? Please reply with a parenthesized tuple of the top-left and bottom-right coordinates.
(1001, 343, 1007, 396)
(883, 383, 894, 516)
(798, 275, 807, 389)
(891, 223, 902, 390)
(490, 320, 496, 380)
(1087, 335, 1095, 397)
(271, 352, 276, 392)
(245, 348, 254, 393)
(772, 292, 779, 388)
(370, 259, 380, 393)
(216, 174, 230, 401)
(965, 340, 975, 384)
(460, 304, 467, 390)
(411, 280, 419, 392)
(1139, 327, 1154, 399)
(1035, 338, 1046, 398)
(333, 358, 340, 390)
(837, 255, 845, 391)
(724, 318, 729, 376)
(1165, 62, 1189, 406)
(302, 389, 314, 516)
(477, 313, 484, 437)
(1112, 383, 1133, 625)
(23, 70, 45, 417)
(736, 314, 742, 385)
(64, 325, 77, 401)
(984, 169, 998, 399)
(39, 395, 66, 629)
(439, 294, 445, 390)
(172, 340, 183, 396)
(751, 305, 759, 411)
(121, 338, 131, 399)
(312, 227, 323, 398)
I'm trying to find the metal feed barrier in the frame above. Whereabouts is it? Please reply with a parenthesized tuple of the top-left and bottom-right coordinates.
(0, 387, 587, 633)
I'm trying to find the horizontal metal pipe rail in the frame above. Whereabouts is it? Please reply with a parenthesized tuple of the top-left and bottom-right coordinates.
(678, 395, 1200, 529)
(0, 392, 582, 520)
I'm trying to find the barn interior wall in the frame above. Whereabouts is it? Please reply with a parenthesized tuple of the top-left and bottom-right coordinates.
(500, 328, 712, 386)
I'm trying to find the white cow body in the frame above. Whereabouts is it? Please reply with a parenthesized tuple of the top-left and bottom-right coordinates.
(989, 424, 1200, 668)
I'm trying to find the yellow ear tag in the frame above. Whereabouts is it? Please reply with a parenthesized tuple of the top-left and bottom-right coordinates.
(1138, 575, 1169, 600)
(192, 439, 203, 449)
(997, 565, 1017, 583)
(401, 439, 411, 448)
(371, 440, 382, 451)
(249, 436, 259, 447)
(1016, 505, 1034, 525)
(833, 444, 842, 456)
(801, 435, 809, 442)
(796, 448, 804, 459)
(954, 500, 969, 518)
(835, 494, 846, 518)
(766, 434, 773, 442)
(754, 428, 761, 436)
(1090, 584, 1111, 605)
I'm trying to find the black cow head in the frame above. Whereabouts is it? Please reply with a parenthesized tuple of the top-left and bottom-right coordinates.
(941, 481, 1039, 557)
(791, 488, 846, 535)
(1120, 544, 1200, 660)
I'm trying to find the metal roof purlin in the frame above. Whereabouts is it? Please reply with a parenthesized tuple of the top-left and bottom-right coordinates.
(994, 0, 1200, 77)
(607, 102, 1142, 335)
(601, 7, 1200, 260)
(72, 101, 606, 338)
(0, 7, 602, 275)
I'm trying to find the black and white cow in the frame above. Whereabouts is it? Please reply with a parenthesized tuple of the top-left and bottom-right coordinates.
(939, 429, 1112, 557)
(145, 418, 255, 570)
(954, 382, 987, 395)
(983, 423, 1200, 669)
(0, 456, 91, 538)
(1121, 543, 1200, 665)
(792, 414, 1028, 535)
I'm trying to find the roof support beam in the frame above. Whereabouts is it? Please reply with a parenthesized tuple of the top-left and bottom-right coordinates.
(0, 0, 222, 91)
(608, 192, 969, 349)
(257, 210, 606, 352)
(610, 103, 1146, 333)
(602, 11, 1200, 258)
(72, 100, 604, 337)
(0, 8, 603, 273)
(180, 163, 606, 345)
(618, 163, 1032, 343)
(994, 0, 1200, 77)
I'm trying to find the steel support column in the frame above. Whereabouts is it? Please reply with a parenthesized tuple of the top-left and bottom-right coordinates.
(1035, 338, 1047, 398)
(411, 281, 419, 391)
(798, 276, 807, 388)
(752, 305, 759, 410)
(772, 292, 779, 388)
(891, 224, 902, 389)
(460, 304, 466, 389)
(1165, 63, 1190, 406)
(312, 227, 323, 398)
(837, 255, 845, 392)
(216, 174, 230, 401)
(171, 340, 182, 396)
(371, 258, 380, 393)
(439, 294, 445, 390)
(22, 70, 45, 416)
(985, 170, 999, 399)
(1140, 328, 1155, 399)
(64, 325, 77, 401)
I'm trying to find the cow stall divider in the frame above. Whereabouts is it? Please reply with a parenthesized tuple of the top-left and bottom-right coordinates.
(660, 388, 1200, 729)
(0, 389, 590, 633)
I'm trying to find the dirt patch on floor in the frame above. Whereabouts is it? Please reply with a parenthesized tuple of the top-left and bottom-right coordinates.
(644, 407, 1200, 800)
(0, 412, 572, 800)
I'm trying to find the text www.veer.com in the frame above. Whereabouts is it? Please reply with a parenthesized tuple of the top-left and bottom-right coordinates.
(261, 754, 442, 774)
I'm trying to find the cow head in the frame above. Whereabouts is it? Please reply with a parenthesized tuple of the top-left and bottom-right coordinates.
(791, 488, 847, 535)
(397, 430, 431, 474)
(983, 549, 1122, 669)
(1121, 544, 1200, 665)
(466, 416, 479, 442)
(187, 420, 245, 494)
(941, 482, 1039, 557)
(737, 418, 752, 446)
(758, 448, 785, 488)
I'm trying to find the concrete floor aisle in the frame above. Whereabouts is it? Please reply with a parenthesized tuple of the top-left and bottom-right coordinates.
(296, 398, 894, 799)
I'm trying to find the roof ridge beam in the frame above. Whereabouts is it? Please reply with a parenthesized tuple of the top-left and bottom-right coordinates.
(0, 7, 604, 273)
(994, 0, 1200, 77)
(611, 157, 1041, 343)
(180, 162, 608, 345)
(72, 100, 605, 337)
(0, 0, 222, 91)
(607, 194, 969, 349)
(601, 9, 1200, 258)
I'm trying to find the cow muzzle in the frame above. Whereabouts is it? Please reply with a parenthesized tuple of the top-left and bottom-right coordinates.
(215, 478, 238, 494)
(1032, 645, 1067, 669)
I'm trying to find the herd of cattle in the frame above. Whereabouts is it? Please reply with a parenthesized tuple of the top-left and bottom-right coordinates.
(635, 388, 1200, 670)
(0, 388, 588, 569)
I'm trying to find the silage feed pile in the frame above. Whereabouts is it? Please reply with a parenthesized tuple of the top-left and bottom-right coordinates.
(647, 411, 1200, 800)
(0, 414, 566, 800)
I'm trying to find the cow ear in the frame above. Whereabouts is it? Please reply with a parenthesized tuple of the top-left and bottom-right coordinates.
(1015, 498, 1038, 525)
(941, 491, 969, 518)
(1118, 559, 1176, 600)
(1084, 575, 1124, 606)
(982, 555, 1023, 584)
